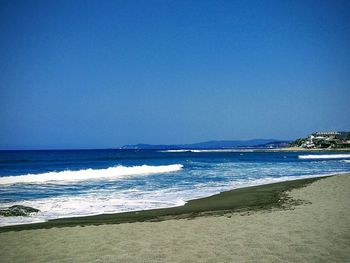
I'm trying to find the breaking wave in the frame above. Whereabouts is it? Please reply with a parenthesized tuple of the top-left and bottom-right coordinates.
(0, 164, 183, 185)
(298, 154, 350, 159)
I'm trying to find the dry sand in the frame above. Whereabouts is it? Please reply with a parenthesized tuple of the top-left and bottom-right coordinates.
(0, 173, 349, 262)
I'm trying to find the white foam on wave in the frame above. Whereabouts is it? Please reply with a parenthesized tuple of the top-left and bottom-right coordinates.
(0, 164, 183, 185)
(0, 188, 188, 226)
(1, 171, 349, 227)
(298, 154, 350, 159)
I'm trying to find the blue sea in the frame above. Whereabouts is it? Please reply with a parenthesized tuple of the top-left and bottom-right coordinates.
(1, 149, 350, 226)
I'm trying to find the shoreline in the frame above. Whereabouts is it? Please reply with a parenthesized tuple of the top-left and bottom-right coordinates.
(0, 174, 330, 232)
(0, 173, 349, 262)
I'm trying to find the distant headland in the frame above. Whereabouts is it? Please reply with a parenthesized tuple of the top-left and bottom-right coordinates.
(121, 132, 350, 151)
(120, 139, 290, 150)
(286, 131, 350, 150)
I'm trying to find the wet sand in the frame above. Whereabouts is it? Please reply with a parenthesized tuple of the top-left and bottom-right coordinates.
(0, 173, 349, 262)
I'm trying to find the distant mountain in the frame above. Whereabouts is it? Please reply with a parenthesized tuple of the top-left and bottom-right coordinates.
(120, 139, 290, 150)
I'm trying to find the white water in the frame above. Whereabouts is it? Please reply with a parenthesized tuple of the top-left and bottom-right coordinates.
(298, 154, 350, 159)
(0, 164, 183, 185)
(0, 171, 342, 227)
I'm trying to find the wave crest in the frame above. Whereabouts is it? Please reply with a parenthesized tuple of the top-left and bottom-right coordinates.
(298, 154, 350, 159)
(0, 164, 183, 185)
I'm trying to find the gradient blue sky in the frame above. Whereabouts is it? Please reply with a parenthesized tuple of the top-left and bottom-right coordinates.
(1, 0, 349, 149)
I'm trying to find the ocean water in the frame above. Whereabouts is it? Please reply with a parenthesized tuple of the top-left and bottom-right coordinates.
(1, 149, 350, 226)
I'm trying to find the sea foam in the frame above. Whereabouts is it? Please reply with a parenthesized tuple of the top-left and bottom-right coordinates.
(1, 171, 345, 227)
(0, 164, 183, 185)
(298, 154, 350, 159)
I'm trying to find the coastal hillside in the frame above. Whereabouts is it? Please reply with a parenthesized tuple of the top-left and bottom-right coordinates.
(288, 131, 350, 149)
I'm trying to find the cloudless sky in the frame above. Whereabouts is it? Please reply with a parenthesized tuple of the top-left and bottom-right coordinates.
(0, 0, 349, 149)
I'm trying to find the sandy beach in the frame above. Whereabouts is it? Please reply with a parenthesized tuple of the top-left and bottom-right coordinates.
(0, 173, 349, 262)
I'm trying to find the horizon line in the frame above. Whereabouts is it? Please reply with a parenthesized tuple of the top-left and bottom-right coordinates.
(0, 138, 291, 151)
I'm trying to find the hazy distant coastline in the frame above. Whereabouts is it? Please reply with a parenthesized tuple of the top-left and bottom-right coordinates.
(120, 139, 290, 150)
(121, 131, 350, 151)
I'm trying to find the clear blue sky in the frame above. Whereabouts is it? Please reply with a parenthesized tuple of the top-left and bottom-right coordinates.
(1, 0, 349, 149)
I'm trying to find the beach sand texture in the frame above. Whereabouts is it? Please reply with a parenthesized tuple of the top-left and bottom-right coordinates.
(0, 173, 349, 262)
